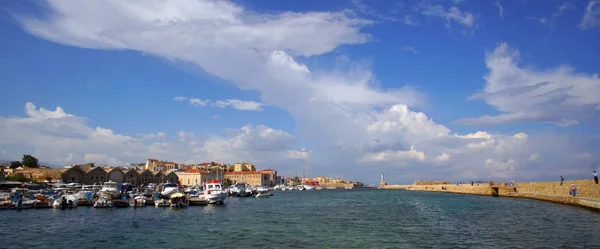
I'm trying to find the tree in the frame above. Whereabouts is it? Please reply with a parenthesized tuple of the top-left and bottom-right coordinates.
(9, 161, 22, 169)
(21, 154, 39, 168)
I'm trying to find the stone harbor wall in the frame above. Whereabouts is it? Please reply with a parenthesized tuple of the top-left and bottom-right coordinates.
(379, 179, 600, 210)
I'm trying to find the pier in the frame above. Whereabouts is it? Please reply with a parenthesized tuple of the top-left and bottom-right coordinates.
(380, 178, 600, 211)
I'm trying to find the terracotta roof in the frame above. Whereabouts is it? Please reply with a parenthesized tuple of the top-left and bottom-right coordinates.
(225, 171, 262, 175)
(200, 162, 211, 166)
(262, 169, 276, 172)
(183, 169, 210, 174)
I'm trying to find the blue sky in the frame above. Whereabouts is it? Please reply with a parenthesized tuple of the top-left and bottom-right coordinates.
(0, 0, 599, 184)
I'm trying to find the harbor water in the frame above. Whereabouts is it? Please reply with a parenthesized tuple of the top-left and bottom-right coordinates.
(2, 189, 600, 248)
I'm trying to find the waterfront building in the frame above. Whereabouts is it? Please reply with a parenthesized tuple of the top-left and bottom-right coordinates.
(60, 165, 179, 185)
(225, 169, 279, 186)
(176, 169, 222, 186)
(233, 162, 255, 172)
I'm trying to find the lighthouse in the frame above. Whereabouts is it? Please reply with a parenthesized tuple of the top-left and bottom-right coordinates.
(380, 173, 385, 187)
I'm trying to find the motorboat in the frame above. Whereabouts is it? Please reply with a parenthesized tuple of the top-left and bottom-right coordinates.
(99, 181, 121, 198)
(303, 185, 315, 190)
(256, 186, 270, 194)
(130, 196, 146, 207)
(327, 187, 337, 190)
(160, 183, 178, 198)
(201, 180, 227, 204)
(169, 192, 189, 207)
(255, 192, 273, 198)
(155, 198, 170, 207)
(315, 187, 323, 190)
(345, 186, 353, 190)
(93, 196, 114, 208)
(52, 195, 78, 208)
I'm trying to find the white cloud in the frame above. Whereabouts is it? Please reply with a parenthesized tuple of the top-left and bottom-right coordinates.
(538, 2, 574, 27)
(495, 1, 503, 18)
(403, 46, 418, 54)
(0, 102, 305, 167)
(9, 1, 599, 183)
(403, 15, 418, 26)
(288, 148, 310, 159)
(189, 98, 209, 106)
(178, 131, 195, 142)
(456, 42, 600, 126)
(213, 99, 263, 111)
(419, 5, 475, 28)
(173, 95, 187, 101)
(360, 146, 426, 164)
(580, 0, 600, 30)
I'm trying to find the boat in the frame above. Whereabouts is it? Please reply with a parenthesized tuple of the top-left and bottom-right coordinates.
(52, 195, 78, 208)
(255, 192, 273, 198)
(345, 186, 353, 190)
(303, 185, 315, 190)
(169, 192, 189, 207)
(99, 181, 121, 198)
(200, 180, 227, 204)
(160, 183, 179, 198)
(130, 196, 146, 207)
(256, 186, 270, 194)
(315, 187, 323, 190)
(154, 198, 170, 207)
(327, 187, 337, 190)
(93, 196, 114, 208)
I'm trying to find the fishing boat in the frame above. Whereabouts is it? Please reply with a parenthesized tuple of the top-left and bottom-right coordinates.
(303, 185, 315, 190)
(200, 180, 227, 204)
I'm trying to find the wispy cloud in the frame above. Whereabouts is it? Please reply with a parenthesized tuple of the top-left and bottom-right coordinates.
(538, 2, 574, 27)
(403, 15, 418, 26)
(189, 98, 209, 106)
(173, 95, 187, 101)
(495, 1, 504, 18)
(579, 0, 600, 30)
(419, 5, 475, 28)
(174, 96, 263, 111)
(214, 99, 263, 111)
(403, 46, 418, 54)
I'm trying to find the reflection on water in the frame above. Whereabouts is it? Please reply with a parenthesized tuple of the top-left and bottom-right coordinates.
(1, 189, 600, 248)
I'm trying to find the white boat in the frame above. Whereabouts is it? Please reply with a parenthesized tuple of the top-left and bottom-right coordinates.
(99, 181, 121, 198)
(52, 195, 78, 208)
(303, 185, 315, 190)
(256, 186, 270, 194)
(327, 187, 337, 190)
(93, 196, 114, 208)
(155, 198, 170, 207)
(345, 186, 353, 190)
(160, 183, 179, 197)
(130, 196, 146, 207)
(200, 180, 227, 204)
(255, 192, 273, 198)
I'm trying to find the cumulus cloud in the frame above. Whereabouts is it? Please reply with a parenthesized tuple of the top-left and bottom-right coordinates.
(0, 102, 306, 167)
(579, 0, 600, 30)
(456, 42, 600, 126)
(9, 1, 599, 183)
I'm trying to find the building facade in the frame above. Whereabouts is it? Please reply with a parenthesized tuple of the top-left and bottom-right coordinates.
(61, 165, 178, 185)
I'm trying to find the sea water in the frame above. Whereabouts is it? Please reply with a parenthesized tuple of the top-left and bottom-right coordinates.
(1, 189, 599, 248)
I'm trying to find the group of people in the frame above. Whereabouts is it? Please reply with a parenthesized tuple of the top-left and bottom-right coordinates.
(560, 171, 598, 197)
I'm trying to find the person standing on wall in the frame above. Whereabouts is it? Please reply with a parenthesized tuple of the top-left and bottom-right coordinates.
(593, 171, 598, 184)
(560, 176, 564, 186)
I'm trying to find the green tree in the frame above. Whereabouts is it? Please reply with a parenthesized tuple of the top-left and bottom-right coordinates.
(9, 161, 23, 169)
(6, 173, 28, 182)
(21, 154, 39, 168)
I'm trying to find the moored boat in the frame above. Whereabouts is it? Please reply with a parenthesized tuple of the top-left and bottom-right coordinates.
(200, 180, 227, 204)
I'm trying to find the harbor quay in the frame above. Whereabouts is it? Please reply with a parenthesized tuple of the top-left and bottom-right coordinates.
(0, 158, 362, 210)
(379, 174, 600, 210)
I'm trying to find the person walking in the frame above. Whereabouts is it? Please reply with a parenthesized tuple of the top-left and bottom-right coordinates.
(570, 184, 577, 197)
(560, 176, 564, 186)
(593, 171, 598, 184)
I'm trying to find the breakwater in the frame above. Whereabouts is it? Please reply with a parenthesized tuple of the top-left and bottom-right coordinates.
(380, 180, 600, 210)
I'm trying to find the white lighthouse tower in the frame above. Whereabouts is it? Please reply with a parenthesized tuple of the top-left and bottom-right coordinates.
(380, 173, 385, 187)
